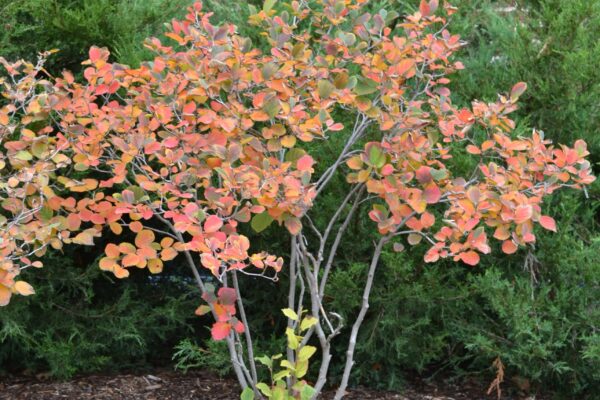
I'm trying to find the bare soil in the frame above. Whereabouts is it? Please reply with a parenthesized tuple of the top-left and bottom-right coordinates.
(0, 370, 544, 400)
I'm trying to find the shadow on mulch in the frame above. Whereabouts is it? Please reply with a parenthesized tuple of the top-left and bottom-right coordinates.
(0, 370, 545, 400)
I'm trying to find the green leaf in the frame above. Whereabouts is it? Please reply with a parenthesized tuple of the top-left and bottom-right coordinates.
(282, 308, 298, 321)
(263, 0, 277, 13)
(256, 383, 272, 397)
(317, 80, 335, 98)
(292, 42, 305, 58)
(353, 77, 378, 96)
(15, 151, 33, 161)
(300, 316, 317, 331)
(300, 385, 316, 400)
(74, 162, 89, 172)
(284, 148, 306, 163)
(126, 185, 146, 201)
(39, 205, 54, 221)
(347, 76, 358, 89)
(430, 168, 448, 181)
(262, 62, 278, 80)
(368, 145, 386, 168)
(285, 328, 299, 350)
(31, 141, 48, 158)
(264, 98, 281, 118)
(272, 370, 290, 382)
(280, 359, 295, 370)
(298, 345, 316, 362)
(240, 387, 255, 400)
(295, 359, 308, 378)
(251, 212, 274, 233)
(255, 355, 272, 368)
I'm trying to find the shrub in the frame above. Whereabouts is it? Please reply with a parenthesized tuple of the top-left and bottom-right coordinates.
(0, 2, 596, 400)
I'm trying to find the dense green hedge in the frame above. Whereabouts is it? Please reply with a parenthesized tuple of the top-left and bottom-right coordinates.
(1, 0, 598, 398)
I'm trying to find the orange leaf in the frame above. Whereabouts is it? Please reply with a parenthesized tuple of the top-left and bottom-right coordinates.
(466, 145, 481, 155)
(99, 257, 118, 271)
(501, 240, 518, 255)
(421, 212, 435, 228)
(109, 222, 123, 235)
(346, 156, 363, 170)
(13, 281, 35, 296)
(119, 242, 136, 254)
(129, 221, 143, 233)
(514, 205, 533, 224)
(219, 118, 237, 133)
(113, 266, 130, 279)
(284, 217, 302, 235)
(161, 237, 175, 248)
(161, 247, 178, 261)
(135, 229, 155, 247)
(459, 251, 480, 266)
(66, 214, 81, 231)
(201, 253, 221, 275)
(105, 243, 121, 258)
(122, 253, 141, 267)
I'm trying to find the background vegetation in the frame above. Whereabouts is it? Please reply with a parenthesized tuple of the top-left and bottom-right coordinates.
(0, 0, 598, 398)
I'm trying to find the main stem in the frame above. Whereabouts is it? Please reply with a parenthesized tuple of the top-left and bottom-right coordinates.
(232, 271, 260, 394)
(334, 236, 388, 400)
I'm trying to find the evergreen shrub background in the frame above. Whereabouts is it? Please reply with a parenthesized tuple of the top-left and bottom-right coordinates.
(0, 0, 598, 398)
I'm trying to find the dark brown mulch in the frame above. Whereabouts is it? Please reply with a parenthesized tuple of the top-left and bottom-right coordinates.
(0, 370, 542, 400)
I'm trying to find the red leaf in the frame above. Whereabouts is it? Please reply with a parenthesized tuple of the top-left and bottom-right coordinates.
(204, 215, 223, 233)
(539, 216, 557, 232)
(424, 184, 441, 204)
(380, 164, 394, 176)
(89, 46, 101, 63)
(419, 0, 430, 16)
(328, 123, 344, 131)
(296, 155, 314, 172)
(217, 287, 237, 305)
(233, 320, 245, 334)
(211, 321, 231, 340)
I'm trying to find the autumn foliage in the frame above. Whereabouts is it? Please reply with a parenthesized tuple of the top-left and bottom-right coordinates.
(0, 0, 595, 397)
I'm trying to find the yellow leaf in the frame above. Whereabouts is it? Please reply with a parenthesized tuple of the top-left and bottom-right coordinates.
(148, 258, 164, 274)
(13, 281, 35, 296)
(282, 308, 298, 321)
